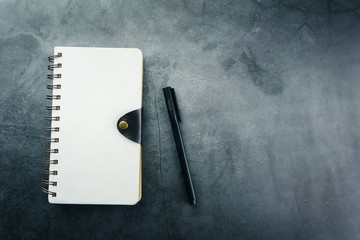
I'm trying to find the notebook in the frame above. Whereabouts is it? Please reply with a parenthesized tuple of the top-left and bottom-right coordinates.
(42, 47, 143, 205)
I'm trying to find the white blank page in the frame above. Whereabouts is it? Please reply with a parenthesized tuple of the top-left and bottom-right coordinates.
(48, 47, 142, 205)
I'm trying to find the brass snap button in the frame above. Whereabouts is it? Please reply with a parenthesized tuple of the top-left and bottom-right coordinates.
(119, 121, 128, 130)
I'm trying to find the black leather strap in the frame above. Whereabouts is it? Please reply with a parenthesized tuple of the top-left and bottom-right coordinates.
(117, 108, 142, 144)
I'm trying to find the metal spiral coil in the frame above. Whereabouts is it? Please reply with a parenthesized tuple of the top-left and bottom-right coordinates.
(46, 84, 61, 89)
(42, 170, 58, 175)
(42, 179, 57, 186)
(46, 106, 60, 110)
(46, 95, 61, 100)
(44, 149, 59, 153)
(45, 116, 60, 121)
(44, 127, 59, 132)
(42, 187, 57, 197)
(42, 160, 58, 164)
(48, 63, 62, 70)
(47, 74, 61, 79)
(43, 52, 62, 198)
(48, 53, 62, 63)
(44, 138, 59, 143)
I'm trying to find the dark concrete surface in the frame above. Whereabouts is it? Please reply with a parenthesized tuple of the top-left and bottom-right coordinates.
(1, 0, 360, 239)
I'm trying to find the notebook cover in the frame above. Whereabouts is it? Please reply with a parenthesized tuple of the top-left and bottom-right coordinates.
(46, 47, 142, 205)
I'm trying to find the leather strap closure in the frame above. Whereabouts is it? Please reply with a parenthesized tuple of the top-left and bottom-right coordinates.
(117, 108, 142, 144)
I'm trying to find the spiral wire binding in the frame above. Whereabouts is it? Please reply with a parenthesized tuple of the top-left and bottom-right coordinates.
(46, 106, 60, 110)
(42, 160, 58, 164)
(44, 127, 59, 132)
(48, 63, 62, 70)
(44, 149, 59, 153)
(47, 74, 62, 79)
(44, 138, 59, 142)
(46, 95, 61, 100)
(42, 170, 58, 175)
(48, 53, 62, 63)
(42, 52, 62, 197)
(46, 84, 61, 89)
(42, 187, 56, 197)
(45, 116, 60, 121)
(42, 179, 57, 186)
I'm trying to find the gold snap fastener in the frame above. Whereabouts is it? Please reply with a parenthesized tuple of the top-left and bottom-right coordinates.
(119, 121, 128, 130)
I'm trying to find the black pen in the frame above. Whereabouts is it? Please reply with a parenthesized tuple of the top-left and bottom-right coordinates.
(163, 87, 196, 205)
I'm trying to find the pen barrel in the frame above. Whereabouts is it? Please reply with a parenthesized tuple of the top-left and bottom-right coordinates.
(163, 87, 196, 205)
(172, 120, 196, 205)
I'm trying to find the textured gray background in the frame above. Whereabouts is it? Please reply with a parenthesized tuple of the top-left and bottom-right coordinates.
(1, 0, 360, 239)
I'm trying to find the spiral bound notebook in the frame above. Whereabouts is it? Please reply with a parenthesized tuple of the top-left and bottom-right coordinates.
(42, 47, 143, 205)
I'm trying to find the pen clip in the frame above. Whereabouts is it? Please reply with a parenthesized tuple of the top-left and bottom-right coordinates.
(171, 88, 181, 122)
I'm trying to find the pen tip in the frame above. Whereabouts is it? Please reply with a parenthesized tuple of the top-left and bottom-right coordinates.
(190, 199, 196, 205)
